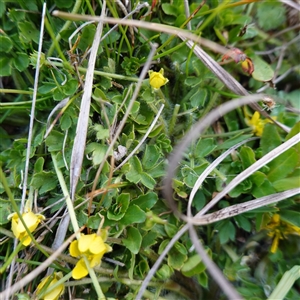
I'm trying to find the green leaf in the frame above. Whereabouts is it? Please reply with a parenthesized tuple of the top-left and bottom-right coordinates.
(195, 138, 216, 158)
(140, 172, 156, 189)
(234, 214, 252, 232)
(260, 124, 281, 156)
(267, 148, 298, 182)
(181, 254, 206, 277)
(18, 21, 40, 43)
(54, 0, 73, 9)
(30, 171, 58, 194)
(120, 204, 146, 226)
(123, 227, 142, 254)
(34, 157, 44, 173)
(0, 57, 12, 76)
(184, 76, 201, 87)
(164, 223, 178, 238)
(78, 24, 96, 51)
(107, 193, 130, 221)
(93, 124, 109, 140)
(280, 210, 300, 227)
(218, 221, 236, 244)
(252, 179, 276, 198)
(251, 55, 274, 82)
(126, 156, 143, 184)
(0, 202, 12, 225)
(273, 177, 300, 191)
(45, 131, 64, 151)
(141, 231, 158, 248)
(0, 36, 13, 52)
(161, 3, 178, 16)
(257, 1, 286, 31)
(190, 88, 207, 108)
(168, 246, 187, 270)
(142, 145, 160, 170)
(240, 146, 256, 169)
(157, 264, 174, 280)
(13, 53, 29, 72)
(216, 134, 253, 150)
(85, 143, 109, 166)
(131, 192, 158, 211)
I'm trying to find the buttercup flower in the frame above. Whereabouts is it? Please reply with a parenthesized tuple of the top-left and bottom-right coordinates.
(8, 210, 45, 246)
(70, 233, 112, 279)
(263, 214, 300, 253)
(36, 272, 64, 300)
(148, 68, 169, 89)
(245, 111, 272, 136)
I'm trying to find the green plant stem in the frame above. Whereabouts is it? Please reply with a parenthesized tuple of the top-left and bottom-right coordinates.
(51, 153, 80, 235)
(169, 104, 180, 136)
(0, 241, 24, 274)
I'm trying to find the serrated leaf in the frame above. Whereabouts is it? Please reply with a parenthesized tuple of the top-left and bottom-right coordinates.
(85, 143, 109, 166)
(18, 21, 39, 43)
(123, 226, 142, 254)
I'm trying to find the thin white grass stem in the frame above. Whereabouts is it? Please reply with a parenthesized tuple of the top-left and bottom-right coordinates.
(114, 104, 165, 171)
(188, 133, 300, 224)
(187, 137, 258, 219)
(21, 2, 46, 211)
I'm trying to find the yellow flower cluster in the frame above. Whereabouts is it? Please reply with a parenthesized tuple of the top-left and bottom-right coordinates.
(245, 111, 272, 136)
(264, 214, 300, 253)
(70, 233, 112, 279)
(148, 68, 169, 89)
(36, 272, 64, 300)
(9, 210, 45, 246)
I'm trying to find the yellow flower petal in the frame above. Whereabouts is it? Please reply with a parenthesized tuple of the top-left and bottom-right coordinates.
(70, 240, 80, 257)
(72, 258, 89, 280)
(78, 234, 95, 253)
(149, 68, 169, 89)
(37, 272, 64, 300)
(89, 235, 105, 255)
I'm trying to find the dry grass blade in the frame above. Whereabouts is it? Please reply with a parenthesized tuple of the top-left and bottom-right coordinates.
(193, 188, 300, 225)
(69, 6, 106, 200)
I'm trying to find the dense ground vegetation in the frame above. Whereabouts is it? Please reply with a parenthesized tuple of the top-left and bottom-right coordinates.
(0, 0, 299, 299)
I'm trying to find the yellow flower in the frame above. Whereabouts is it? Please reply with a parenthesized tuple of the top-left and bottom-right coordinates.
(70, 233, 112, 279)
(263, 214, 300, 253)
(36, 272, 64, 300)
(245, 111, 272, 137)
(148, 68, 169, 89)
(8, 210, 45, 246)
